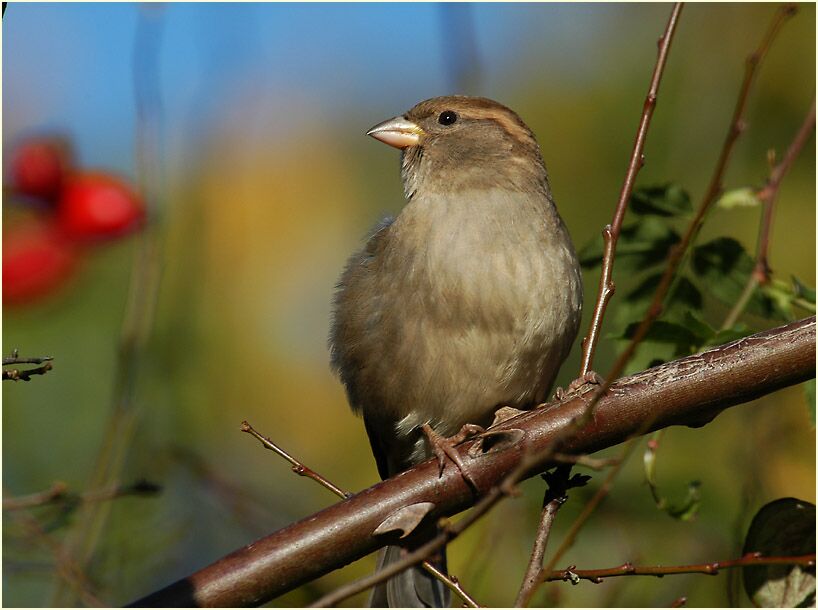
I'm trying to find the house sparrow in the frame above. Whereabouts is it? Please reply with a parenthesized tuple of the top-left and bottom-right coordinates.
(330, 96, 583, 607)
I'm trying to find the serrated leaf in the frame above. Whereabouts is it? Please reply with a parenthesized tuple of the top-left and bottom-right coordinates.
(805, 380, 815, 427)
(692, 238, 790, 321)
(579, 216, 681, 271)
(631, 184, 693, 217)
(743, 498, 816, 607)
(716, 187, 762, 210)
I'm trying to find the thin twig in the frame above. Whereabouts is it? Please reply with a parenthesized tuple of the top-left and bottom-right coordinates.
(240, 421, 351, 499)
(579, 2, 684, 376)
(241, 419, 481, 607)
(4, 492, 107, 607)
(722, 98, 816, 329)
(421, 561, 481, 608)
(3, 350, 53, 366)
(3, 482, 69, 510)
(3, 480, 161, 511)
(545, 552, 816, 582)
(753, 99, 816, 283)
(514, 467, 570, 608)
(3, 362, 53, 381)
(670, 596, 688, 607)
(516, 437, 642, 607)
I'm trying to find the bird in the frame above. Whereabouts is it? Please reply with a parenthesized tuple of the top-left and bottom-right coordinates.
(329, 95, 583, 607)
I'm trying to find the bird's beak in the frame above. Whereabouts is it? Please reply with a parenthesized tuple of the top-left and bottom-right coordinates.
(366, 116, 425, 149)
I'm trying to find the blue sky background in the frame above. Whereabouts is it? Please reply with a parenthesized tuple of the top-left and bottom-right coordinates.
(4, 3, 627, 171)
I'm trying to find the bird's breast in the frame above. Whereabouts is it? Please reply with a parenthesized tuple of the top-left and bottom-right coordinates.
(383, 189, 580, 330)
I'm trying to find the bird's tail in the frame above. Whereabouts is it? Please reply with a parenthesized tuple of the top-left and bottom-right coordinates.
(369, 544, 451, 607)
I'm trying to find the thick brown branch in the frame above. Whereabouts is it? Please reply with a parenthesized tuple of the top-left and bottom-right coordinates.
(579, 2, 684, 375)
(128, 317, 815, 607)
(546, 553, 816, 583)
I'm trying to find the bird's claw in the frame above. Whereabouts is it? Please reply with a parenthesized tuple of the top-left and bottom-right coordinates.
(421, 423, 484, 489)
(554, 371, 604, 401)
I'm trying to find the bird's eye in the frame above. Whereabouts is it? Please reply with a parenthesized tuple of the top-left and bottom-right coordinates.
(438, 110, 458, 126)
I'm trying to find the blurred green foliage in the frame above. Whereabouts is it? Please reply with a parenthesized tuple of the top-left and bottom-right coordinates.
(3, 3, 815, 607)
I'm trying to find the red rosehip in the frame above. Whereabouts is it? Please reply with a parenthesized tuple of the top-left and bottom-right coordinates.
(10, 136, 72, 201)
(3, 219, 78, 305)
(57, 172, 144, 241)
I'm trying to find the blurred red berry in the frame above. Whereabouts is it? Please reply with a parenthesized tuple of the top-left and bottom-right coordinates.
(10, 136, 72, 201)
(57, 172, 144, 241)
(3, 219, 78, 305)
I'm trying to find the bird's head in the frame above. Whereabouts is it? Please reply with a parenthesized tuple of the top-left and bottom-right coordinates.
(367, 96, 548, 200)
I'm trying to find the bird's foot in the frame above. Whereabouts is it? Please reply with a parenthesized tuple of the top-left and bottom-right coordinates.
(554, 371, 604, 401)
(421, 423, 485, 489)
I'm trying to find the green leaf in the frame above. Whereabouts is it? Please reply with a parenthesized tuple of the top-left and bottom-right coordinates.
(681, 310, 716, 345)
(706, 323, 753, 348)
(623, 273, 703, 321)
(805, 379, 815, 427)
(743, 498, 816, 607)
(716, 187, 762, 210)
(691, 238, 790, 321)
(619, 320, 699, 355)
(631, 184, 693, 217)
(761, 281, 796, 320)
(579, 216, 681, 271)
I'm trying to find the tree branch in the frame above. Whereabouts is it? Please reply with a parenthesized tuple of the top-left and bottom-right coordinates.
(128, 316, 815, 607)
